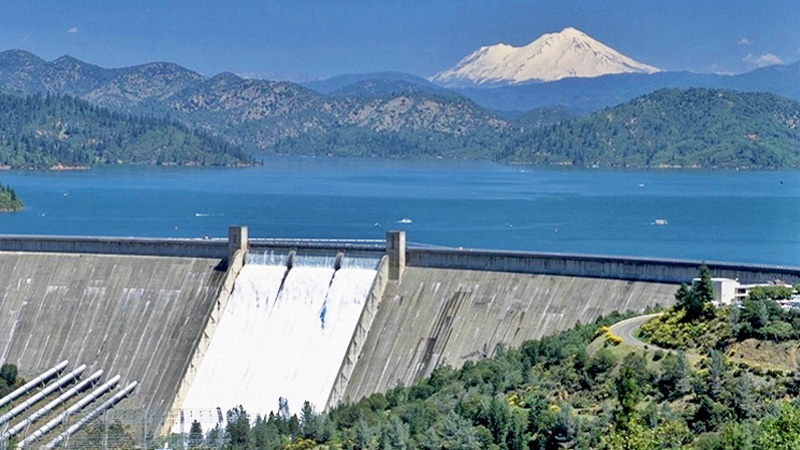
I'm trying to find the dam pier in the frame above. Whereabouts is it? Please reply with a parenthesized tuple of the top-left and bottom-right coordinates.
(1, 226, 798, 444)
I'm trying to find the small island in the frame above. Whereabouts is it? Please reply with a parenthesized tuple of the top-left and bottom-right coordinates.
(0, 184, 22, 212)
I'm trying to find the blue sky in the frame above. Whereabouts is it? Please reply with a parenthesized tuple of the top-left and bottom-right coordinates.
(0, 0, 797, 80)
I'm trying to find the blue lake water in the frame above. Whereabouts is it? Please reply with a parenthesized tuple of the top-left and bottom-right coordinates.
(1, 157, 799, 266)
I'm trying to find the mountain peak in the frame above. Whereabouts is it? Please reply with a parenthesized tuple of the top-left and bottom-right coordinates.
(0, 49, 45, 65)
(556, 27, 585, 36)
(431, 27, 660, 86)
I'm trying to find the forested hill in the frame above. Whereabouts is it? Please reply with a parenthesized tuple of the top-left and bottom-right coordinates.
(0, 184, 22, 211)
(0, 92, 253, 169)
(499, 88, 800, 169)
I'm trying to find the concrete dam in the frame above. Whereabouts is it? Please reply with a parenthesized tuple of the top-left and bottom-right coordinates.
(1, 227, 799, 442)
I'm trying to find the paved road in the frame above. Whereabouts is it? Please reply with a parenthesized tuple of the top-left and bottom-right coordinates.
(608, 313, 703, 363)
(609, 313, 663, 350)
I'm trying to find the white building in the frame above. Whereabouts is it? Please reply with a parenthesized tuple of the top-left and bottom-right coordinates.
(693, 277, 792, 305)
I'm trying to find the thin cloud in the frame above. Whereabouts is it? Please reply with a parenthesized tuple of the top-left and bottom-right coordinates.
(66, 27, 79, 34)
(707, 65, 734, 76)
(743, 53, 783, 68)
(737, 38, 751, 45)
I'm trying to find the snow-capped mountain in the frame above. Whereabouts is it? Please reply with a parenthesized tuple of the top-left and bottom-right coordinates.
(431, 27, 660, 86)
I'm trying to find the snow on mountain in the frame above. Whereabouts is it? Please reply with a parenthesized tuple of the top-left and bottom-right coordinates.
(431, 27, 660, 86)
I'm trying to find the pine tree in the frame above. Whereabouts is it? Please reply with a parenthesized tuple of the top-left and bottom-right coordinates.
(693, 265, 716, 305)
(188, 421, 203, 448)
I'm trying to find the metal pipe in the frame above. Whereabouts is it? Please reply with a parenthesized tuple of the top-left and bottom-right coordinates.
(0, 364, 86, 426)
(16, 374, 120, 448)
(0, 360, 68, 409)
(4, 369, 103, 439)
(41, 381, 137, 450)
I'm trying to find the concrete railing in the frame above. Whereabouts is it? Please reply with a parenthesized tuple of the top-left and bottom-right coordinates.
(2, 233, 799, 285)
(0, 235, 228, 259)
(325, 255, 390, 410)
(406, 248, 800, 285)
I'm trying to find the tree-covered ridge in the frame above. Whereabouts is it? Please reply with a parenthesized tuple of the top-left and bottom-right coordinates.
(641, 267, 800, 354)
(0, 92, 253, 169)
(500, 88, 800, 169)
(0, 183, 22, 211)
(154, 305, 800, 450)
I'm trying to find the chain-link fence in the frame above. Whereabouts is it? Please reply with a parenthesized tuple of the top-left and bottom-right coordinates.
(2, 408, 228, 450)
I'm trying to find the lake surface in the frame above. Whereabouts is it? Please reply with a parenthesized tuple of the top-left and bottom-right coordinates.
(1, 157, 799, 266)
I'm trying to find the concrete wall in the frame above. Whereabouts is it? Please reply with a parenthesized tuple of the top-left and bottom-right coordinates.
(340, 267, 678, 403)
(407, 249, 800, 284)
(0, 251, 225, 422)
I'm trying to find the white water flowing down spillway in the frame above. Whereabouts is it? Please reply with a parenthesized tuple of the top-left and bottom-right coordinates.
(180, 253, 377, 428)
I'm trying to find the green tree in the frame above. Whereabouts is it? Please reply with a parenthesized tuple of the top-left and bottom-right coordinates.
(748, 286, 793, 301)
(694, 265, 716, 304)
(422, 411, 481, 450)
(674, 265, 716, 321)
(707, 350, 726, 402)
(756, 402, 800, 449)
(188, 421, 203, 448)
(299, 401, 319, 440)
(354, 419, 372, 450)
(657, 351, 690, 401)
(378, 416, 410, 450)
(731, 374, 755, 420)
(615, 353, 647, 422)
(226, 405, 251, 449)
(0, 363, 17, 387)
(251, 418, 282, 450)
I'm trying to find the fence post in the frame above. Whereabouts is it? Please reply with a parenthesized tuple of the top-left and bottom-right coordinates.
(141, 408, 147, 450)
(179, 411, 185, 450)
(216, 408, 223, 450)
(102, 409, 108, 450)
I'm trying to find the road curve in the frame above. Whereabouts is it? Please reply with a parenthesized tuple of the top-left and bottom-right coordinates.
(607, 313, 703, 363)
(609, 313, 663, 350)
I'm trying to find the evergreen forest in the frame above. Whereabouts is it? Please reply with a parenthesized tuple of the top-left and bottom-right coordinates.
(0, 92, 253, 169)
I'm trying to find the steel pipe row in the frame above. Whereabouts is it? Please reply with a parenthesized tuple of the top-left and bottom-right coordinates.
(16, 375, 120, 448)
(0, 360, 68, 409)
(0, 364, 86, 426)
(4, 369, 104, 439)
(42, 381, 138, 450)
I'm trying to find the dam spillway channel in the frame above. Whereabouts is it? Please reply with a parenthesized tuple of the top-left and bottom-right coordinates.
(179, 250, 379, 428)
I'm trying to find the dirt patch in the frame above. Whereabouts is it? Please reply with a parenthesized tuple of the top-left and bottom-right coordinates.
(728, 339, 800, 372)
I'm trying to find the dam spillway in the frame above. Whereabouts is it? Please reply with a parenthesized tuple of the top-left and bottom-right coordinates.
(3, 229, 799, 440)
(179, 251, 379, 426)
